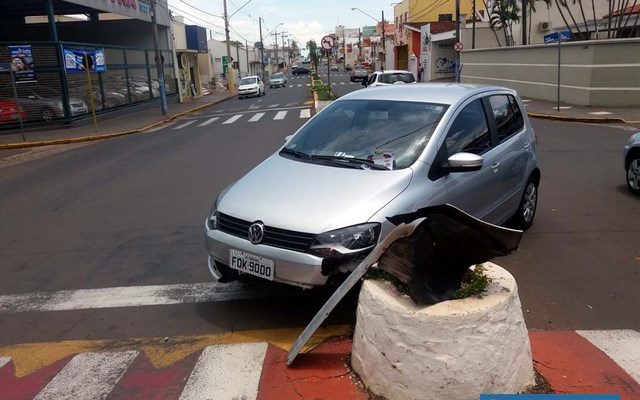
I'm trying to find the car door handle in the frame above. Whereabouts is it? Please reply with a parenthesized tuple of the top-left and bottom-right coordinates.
(524, 142, 530, 150)
(491, 161, 501, 173)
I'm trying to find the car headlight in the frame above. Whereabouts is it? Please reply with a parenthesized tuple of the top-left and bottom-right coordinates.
(208, 197, 220, 230)
(309, 223, 381, 257)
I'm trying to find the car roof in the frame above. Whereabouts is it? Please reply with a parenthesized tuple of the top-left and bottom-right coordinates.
(372, 70, 412, 74)
(338, 83, 514, 105)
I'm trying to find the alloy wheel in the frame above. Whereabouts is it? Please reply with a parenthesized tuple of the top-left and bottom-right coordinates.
(42, 109, 53, 121)
(628, 159, 640, 191)
(522, 182, 537, 223)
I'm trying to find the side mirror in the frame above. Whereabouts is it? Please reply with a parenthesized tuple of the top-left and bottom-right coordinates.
(362, 80, 368, 87)
(284, 135, 293, 142)
(445, 152, 484, 172)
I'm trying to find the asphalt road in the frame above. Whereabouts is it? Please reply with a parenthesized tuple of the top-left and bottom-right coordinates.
(0, 77, 638, 346)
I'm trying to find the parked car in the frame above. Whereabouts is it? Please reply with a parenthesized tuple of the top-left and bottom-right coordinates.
(204, 84, 541, 288)
(624, 132, 640, 195)
(269, 73, 287, 88)
(16, 86, 88, 121)
(237, 76, 265, 99)
(0, 100, 27, 124)
(292, 67, 311, 76)
(363, 70, 416, 87)
(331, 64, 340, 72)
(350, 65, 368, 82)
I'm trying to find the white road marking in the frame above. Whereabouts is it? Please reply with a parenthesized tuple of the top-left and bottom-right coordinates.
(34, 351, 138, 400)
(172, 120, 196, 130)
(178, 343, 268, 400)
(0, 282, 300, 313)
(553, 106, 573, 110)
(146, 124, 171, 133)
(197, 117, 219, 126)
(223, 114, 243, 124)
(248, 104, 261, 110)
(267, 104, 280, 108)
(288, 85, 293, 88)
(521, 99, 531, 103)
(299, 109, 311, 119)
(340, 82, 345, 85)
(248, 112, 265, 122)
(577, 330, 640, 382)
(285, 102, 298, 107)
(306, 84, 311, 87)
(273, 111, 287, 120)
(297, 84, 302, 87)
(588, 111, 613, 115)
(0, 357, 10, 369)
(257, 99, 263, 102)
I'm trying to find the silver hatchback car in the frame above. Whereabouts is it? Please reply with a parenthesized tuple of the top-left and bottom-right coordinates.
(205, 84, 540, 288)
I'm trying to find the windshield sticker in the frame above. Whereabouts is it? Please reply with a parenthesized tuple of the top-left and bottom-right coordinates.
(371, 149, 394, 170)
(370, 111, 389, 120)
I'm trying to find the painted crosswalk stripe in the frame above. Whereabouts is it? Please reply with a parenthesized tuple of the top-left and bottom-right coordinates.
(285, 102, 298, 107)
(0, 357, 10, 369)
(197, 117, 219, 126)
(223, 114, 243, 124)
(267, 104, 280, 108)
(0, 282, 302, 313)
(288, 85, 293, 88)
(340, 82, 345, 85)
(172, 120, 196, 130)
(34, 351, 138, 400)
(248, 113, 265, 122)
(179, 343, 268, 400)
(577, 330, 640, 382)
(299, 109, 311, 119)
(273, 111, 287, 120)
(297, 84, 302, 87)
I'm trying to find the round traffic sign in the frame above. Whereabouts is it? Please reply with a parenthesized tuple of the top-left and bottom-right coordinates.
(321, 35, 336, 50)
(454, 42, 464, 52)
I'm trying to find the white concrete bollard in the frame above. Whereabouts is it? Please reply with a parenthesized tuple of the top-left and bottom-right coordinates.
(351, 262, 534, 400)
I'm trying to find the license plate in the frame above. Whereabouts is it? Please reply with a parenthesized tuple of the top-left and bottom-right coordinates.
(229, 249, 274, 281)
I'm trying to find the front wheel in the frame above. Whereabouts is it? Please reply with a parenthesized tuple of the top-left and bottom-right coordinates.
(514, 179, 538, 230)
(627, 157, 640, 195)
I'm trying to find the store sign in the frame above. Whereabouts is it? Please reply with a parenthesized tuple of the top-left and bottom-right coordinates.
(63, 0, 168, 26)
(63, 48, 107, 72)
(8, 45, 37, 83)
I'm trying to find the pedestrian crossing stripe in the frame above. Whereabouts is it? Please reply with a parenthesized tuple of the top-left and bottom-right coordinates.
(169, 108, 312, 127)
(197, 117, 219, 126)
(273, 111, 287, 120)
(223, 114, 242, 124)
(248, 113, 265, 122)
(300, 109, 311, 119)
(172, 120, 196, 130)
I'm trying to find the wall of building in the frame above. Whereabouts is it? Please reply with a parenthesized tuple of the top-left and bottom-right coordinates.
(409, 0, 483, 23)
(429, 39, 456, 80)
(461, 38, 640, 106)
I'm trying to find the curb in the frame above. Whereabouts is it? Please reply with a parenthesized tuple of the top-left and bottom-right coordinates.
(0, 94, 235, 150)
(527, 112, 639, 124)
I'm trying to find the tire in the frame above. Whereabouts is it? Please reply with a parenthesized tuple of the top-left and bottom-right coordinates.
(41, 108, 55, 121)
(238, 96, 244, 100)
(513, 177, 538, 230)
(627, 156, 640, 195)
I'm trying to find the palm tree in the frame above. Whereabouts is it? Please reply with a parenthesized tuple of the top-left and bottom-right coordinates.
(490, 0, 521, 45)
(527, 0, 552, 44)
(306, 40, 320, 72)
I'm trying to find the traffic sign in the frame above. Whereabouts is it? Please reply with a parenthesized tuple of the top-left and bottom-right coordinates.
(454, 42, 463, 52)
(321, 35, 336, 50)
(544, 30, 571, 44)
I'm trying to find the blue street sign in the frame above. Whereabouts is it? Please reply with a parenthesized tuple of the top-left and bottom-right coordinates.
(544, 30, 572, 44)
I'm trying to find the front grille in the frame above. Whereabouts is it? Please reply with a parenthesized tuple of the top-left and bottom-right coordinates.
(218, 213, 316, 252)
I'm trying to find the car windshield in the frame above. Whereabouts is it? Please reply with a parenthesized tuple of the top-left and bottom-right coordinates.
(379, 73, 415, 84)
(271, 74, 283, 79)
(282, 99, 448, 170)
(240, 77, 257, 85)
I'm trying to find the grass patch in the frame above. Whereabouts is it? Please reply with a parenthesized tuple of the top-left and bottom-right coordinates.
(454, 264, 492, 299)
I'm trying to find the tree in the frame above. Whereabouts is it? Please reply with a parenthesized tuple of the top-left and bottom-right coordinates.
(489, 0, 521, 45)
(553, 0, 640, 40)
(306, 40, 320, 72)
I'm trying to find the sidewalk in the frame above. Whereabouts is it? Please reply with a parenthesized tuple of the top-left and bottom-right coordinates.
(520, 98, 640, 124)
(0, 329, 638, 399)
(0, 91, 233, 149)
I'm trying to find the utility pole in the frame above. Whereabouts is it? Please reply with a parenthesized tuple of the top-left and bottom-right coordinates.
(521, 0, 528, 45)
(223, 0, 234, 94)
(245, 40, 250, 74)
(472, 0, 477, 49)
(150, 0, 167, 115)
(381, 10, 386, 72)
(272, 31, 279, 71)
(280, 32, 288, 68)
(455, 0, 461, 83)
(236, 42, 241, 77)
(358, 29, 362, 63)
(259, 17, 266, 81)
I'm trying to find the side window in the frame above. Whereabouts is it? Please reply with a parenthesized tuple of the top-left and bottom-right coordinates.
(488, 95, 524, 143)
(445, 99, 491, 156)
(368, 74, 377, 85)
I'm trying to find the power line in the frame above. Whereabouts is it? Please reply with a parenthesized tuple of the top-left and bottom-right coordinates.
(229, 0, 257, 18)
(176, 0, 223, 18)
(168, 6, 225, 35)
(169, 5, 226, 30)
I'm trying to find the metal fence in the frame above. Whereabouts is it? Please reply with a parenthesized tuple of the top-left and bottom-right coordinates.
(0, 41, 176, 131)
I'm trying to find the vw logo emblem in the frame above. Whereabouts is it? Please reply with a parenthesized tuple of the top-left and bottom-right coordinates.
(248, 222, 265, 244)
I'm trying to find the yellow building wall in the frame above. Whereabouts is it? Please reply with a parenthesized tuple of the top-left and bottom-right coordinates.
(394, 0, 485, 24)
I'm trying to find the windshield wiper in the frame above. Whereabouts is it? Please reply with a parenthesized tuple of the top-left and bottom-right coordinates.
(310, 155, 390, 170)
(280, 147, 311, 159)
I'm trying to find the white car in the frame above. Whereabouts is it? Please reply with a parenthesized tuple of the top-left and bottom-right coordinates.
(364, 70, 416, 87)
(238, 76, 265, 99)
(269, 73, 287, 88)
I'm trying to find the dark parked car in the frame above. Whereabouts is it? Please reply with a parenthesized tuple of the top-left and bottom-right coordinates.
(292, 67, 311, 75)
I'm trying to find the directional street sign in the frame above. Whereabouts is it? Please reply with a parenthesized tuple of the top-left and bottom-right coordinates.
(321, 35, 336, 51)
(454, 42, 464, 52)
(544, 30, 571, 44)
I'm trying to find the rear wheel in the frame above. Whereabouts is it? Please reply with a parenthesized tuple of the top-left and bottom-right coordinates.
(41, 108, 55, 121)
(514, 178, 538, 230)
(627, 157, 640, 195)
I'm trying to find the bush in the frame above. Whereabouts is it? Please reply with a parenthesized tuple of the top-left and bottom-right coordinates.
(454, 264, 492, 299)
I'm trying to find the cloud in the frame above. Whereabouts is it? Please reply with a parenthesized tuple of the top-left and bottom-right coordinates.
(284, 21, 326, 46)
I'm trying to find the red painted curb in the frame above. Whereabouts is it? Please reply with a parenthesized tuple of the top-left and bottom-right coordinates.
(0, 356, 72, 400)
(529, 331, 640, 400)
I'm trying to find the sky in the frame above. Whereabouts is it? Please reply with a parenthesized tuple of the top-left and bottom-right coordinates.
(166, 0, 394, 50)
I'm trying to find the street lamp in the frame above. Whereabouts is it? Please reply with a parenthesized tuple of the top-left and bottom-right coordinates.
(351, 7, 386, 71)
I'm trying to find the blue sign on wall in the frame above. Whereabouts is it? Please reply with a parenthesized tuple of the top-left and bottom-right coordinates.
(63, 47, 106, 73)
(544, 30, 572, 44)
(8, 45, 37, 83)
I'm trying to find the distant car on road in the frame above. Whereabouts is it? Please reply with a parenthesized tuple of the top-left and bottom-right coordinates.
(364, 70, 416, 87)
(330, 64, 339, 71)
(0, 100, 27, 124)
(269, 73, 287, 88)
(237, 76, 265, 99)
(205, 84, 541, 289)
(292, 67, 311, 75)
(350, 65, 368, 82)
(624, 132, 640, 195)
